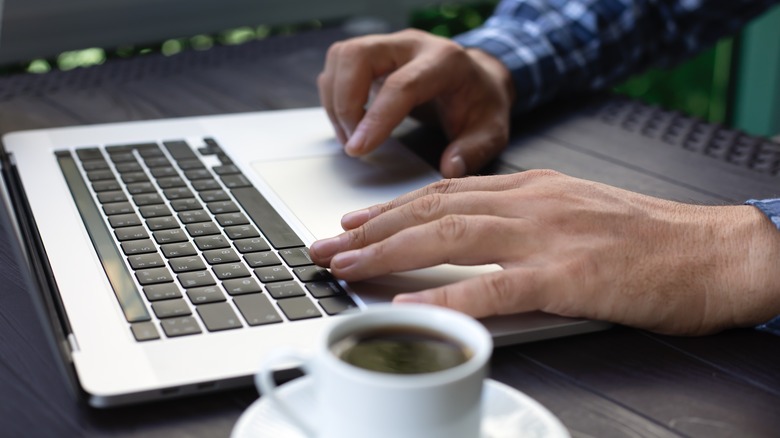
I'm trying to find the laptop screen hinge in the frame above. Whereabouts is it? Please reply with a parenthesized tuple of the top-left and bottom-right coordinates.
(67, 334, 80, 355)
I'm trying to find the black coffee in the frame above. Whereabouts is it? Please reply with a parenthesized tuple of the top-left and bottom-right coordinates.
(331, 326, 472, 374)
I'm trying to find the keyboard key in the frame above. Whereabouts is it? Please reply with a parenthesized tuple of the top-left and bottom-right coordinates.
(199, 190, 230, 203)
(130, 322, 160, 342)
(91, 180, 121, 192)
(178, 210, 210, 224)
(305, 281, 345, 299)
(254, 266, 293, 283)
(177, 159, 205, 170)
(178, 270, 216, 288)
(120, 172, 150, 184)
(163, 187, 194, 200)
(142, 283, 182, 301)
(86, 170, 115, 182)
(277, 296, 321, 321)
(150, 167, 178, 178)
(97, 191, 127, 204)
(243, 251, 280, 268)
(194, 235, 230, 250)
(184, 169, 212, 180)
(319, 296, 358, 316)
(213, 263, 250, 280)
(222, 277, 262, 296)
(153, 228, 189, 244)
(135, 267, 175, 285)
(163, 140, 198, 161)
(202, 248, 240, 265)
(146, 216, 179, 231)
(279, 248, 312, 267)
(139, 204, 172, 218)
(82, 160, 110, 171)
(76, 148, 104, 161)
(186, 286, 226, 304)
(108, 213, 142, 228)
(160, 242, 197, 258)
(121, 239, 157, 255)
(197, 302, 243, 332)
(221, 174, 251, 188)
(170, 198, 201, 212)
(133, 193, 165, 206)
(110, 152, 136, 163)
(144, 157, 171, 168)
(185, 222, 220, 237)
(126, 181, 157, 194)
(293, 266, 333, 283)
(207, 201, 239, 214)
(233, 294, 283, 326)
(103, 202, 134, 216)
(212, 164, 240, 175)
(156, 176, 186, 189)
(168, 256, 207, 273)
(160, 317, 202, 337)
(224, 225, 259, 240)
(234, 237, 270, 253)
(191, 179, 220, 191)
(152, 299, 192, 318)
(115, 162, 143, 173)
(215, 212, 249, 226)
(114, 226, 149, 241)
(128, 253, 165, 270)
(265, 282, 305, 300)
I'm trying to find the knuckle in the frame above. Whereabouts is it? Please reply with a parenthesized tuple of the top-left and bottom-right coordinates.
(425, 178, 460, 195)
(408, 194, 444, 222)
(435, 214, 469, 241)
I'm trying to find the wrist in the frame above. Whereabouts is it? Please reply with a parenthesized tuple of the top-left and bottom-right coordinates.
(466, 48, 515, 107)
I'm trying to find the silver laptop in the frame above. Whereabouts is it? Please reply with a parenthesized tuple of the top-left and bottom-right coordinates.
(0, 107, 609, 407)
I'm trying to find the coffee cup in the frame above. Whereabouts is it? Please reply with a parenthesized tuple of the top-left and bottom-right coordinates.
(255, 303, 493, 438)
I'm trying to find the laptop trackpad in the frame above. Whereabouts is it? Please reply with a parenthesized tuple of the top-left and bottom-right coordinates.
(249, 140, 502, 298)
(249, 140, 440, 240)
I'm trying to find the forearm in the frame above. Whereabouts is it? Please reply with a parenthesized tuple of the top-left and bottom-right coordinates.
(454, 0, 779, 112)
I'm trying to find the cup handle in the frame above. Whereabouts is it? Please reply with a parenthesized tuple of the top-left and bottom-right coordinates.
(255, 348, 316, 438)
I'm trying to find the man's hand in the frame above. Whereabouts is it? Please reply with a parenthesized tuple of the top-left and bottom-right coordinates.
(318, 29, 514, 178)
(310, 171, 780, 335)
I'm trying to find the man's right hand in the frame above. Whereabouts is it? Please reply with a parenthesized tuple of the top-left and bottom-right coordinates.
(318, 29, 515, 178)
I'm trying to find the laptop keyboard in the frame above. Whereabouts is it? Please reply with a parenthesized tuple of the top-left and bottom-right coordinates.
(56, 138, 357, 342)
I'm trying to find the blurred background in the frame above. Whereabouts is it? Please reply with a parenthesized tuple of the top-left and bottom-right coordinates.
(1, 0, 779, 137)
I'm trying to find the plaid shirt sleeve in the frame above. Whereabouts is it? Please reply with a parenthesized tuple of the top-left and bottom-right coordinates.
(454, 0, 779, 112)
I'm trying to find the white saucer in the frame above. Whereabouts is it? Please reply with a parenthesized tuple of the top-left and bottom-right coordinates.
(231, 377, 570, 438)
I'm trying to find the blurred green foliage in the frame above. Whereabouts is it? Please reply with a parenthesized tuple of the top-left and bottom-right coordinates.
(8, 1, 732, 125)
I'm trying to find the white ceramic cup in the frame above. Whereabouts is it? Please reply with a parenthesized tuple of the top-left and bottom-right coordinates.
(255, 303, 493, 438)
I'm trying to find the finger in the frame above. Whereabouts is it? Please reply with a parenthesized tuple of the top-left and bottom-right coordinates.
(439, 117, 508, 178)
(340, 173, 535, 230)
(318, 44, 348, 144)
(326, 215, 532, 280)
(345, 56, 453, 156)
(330, 40, 398, 141)
(393, 267, 549, 319)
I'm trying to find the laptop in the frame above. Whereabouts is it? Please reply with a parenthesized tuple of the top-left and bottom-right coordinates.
(1, 104, 620, 408)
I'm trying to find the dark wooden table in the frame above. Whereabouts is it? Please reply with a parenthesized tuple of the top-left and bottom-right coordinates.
(0, 27, 778, 438)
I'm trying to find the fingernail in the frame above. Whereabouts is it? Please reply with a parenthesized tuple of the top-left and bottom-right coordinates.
(331, 249, 361, 270)
(341, 209, 370, 229)
(310, 236, 344, 259)
(449, 155, 467, 178)
(393, 293, 431, 304)
(345, 126, 366, 156)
